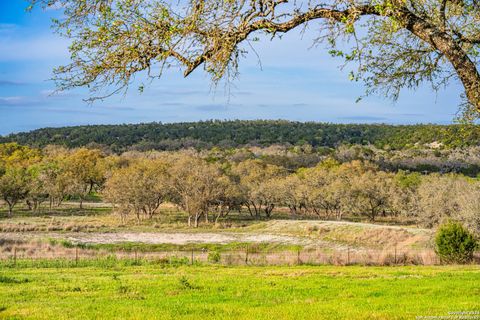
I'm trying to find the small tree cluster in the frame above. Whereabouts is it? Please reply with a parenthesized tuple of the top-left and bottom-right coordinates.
(435, 221, 478, 264)
(1, 143, 479, 235)
(0, 143, 107, 215)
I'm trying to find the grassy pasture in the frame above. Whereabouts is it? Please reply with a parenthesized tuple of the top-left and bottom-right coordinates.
(0, 264, 479, 319)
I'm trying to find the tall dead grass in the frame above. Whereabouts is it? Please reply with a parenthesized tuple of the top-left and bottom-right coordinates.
(2, 240, 475, 266)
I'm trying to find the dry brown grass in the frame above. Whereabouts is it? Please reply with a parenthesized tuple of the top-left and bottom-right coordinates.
(259, 220, 434, 250)
(0, 239, 449, 266)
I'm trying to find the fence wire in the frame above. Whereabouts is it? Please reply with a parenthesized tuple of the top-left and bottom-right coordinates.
(2, 245, 479, 267)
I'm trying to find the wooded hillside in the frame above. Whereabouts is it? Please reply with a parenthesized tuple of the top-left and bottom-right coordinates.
(2, 120, 480, 152)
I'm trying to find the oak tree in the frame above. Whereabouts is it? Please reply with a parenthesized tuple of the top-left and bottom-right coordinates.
(103, 159, 171, 222)
(31, 0, 480, 118)
(169, 156, 226, 227)
(63, 148, 106, 208)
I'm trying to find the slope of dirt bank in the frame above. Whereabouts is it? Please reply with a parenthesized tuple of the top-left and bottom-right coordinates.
(254, 220, 434, 250)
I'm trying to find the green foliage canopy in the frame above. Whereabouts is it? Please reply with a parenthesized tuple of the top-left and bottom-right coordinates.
(435, 221, 478, 263)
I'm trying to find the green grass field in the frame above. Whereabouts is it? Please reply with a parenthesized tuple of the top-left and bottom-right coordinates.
(1, 264, 479, 319)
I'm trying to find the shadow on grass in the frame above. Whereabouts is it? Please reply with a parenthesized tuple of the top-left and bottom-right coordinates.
(0, 206, 111, 220)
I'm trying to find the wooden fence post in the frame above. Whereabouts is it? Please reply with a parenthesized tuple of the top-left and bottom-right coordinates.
(347, 247, 350, 265)
(394, 246, 397, 265)
(245, 246, 249, 265)
(75, 247, 79, 265)
(191, 249, 194, 265)
(13, 247, 17, 267)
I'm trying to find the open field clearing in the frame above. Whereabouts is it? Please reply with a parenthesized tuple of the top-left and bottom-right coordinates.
(0, 205, 445, 265)
(0, 204, 461, 266)
(0, 205, 433, 249)
(0, 265, 479, 319)
(0, 221, 430, 251)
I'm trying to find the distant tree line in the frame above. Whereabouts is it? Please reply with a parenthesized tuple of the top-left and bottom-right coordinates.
(1, 142, 479, 235)
(3, 120, 480, 152)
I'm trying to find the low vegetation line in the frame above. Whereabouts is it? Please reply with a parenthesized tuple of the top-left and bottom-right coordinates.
(3, 246, 474, 268)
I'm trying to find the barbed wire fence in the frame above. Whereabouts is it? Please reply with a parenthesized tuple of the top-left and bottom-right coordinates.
(2, 243, 480, 267)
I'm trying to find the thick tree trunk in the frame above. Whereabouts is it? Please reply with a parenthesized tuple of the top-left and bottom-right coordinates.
(336, 210, 343, 221)
(194, 213, 201, 228)
(401, 10, 480, 110)
(265, 204, 274, 218)
(448, 55, 480, 110)
(430, 40, 480, 110)
(252, 203, 259, 219)
(245, 203, 254, 217)
(289, 205, 297, 216)
(136, 211, 140, 224)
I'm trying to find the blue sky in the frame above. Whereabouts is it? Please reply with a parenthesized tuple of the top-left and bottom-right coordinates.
(0, 1, 464, 135)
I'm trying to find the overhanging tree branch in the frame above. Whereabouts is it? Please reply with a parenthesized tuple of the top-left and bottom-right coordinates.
(30, 0, 480, 115)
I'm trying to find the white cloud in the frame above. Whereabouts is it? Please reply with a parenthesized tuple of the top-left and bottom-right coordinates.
(0, 33, 69, 62)
(0, 24, 18, 33)
(0, 96, 29, 106)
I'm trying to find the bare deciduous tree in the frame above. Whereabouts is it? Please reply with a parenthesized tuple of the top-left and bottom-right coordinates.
(232, 159, 286, 218)
(418, 173, 480, 233)
(170, 156, 226, 227)
(103, 159, 171, 222)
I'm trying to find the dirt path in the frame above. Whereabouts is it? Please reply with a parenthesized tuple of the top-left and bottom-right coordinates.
(62, 232, 317, 246)
(0, 231, 315, 246)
